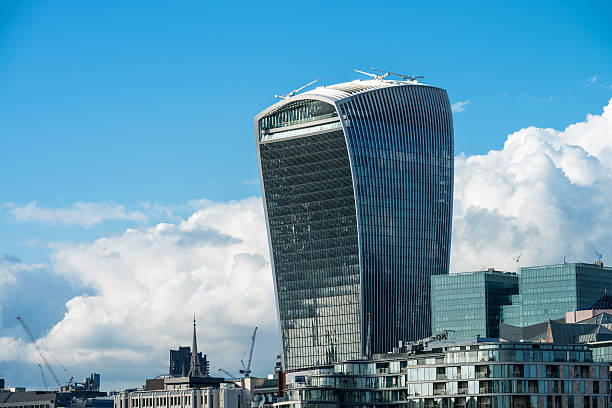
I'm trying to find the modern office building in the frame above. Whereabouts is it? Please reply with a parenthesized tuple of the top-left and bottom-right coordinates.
(517, 262, 612, 327)
(432, 262, 612, 338)
(278, 339, 610, 408)
(431, 269, 518, 339)
(254, 76, 454, 370)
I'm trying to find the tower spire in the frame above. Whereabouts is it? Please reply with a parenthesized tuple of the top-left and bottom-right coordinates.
(188, 314, 204, 377)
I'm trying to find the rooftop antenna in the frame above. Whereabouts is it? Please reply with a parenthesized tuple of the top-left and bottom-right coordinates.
(355, 68, 389, 81)
(371, 68, 424, 82)
(275, 78, 321, 100)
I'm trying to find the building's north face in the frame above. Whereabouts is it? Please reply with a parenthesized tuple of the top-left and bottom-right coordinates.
(254, 78, 454, 370)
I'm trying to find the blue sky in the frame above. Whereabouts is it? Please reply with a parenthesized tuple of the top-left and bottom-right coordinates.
(1, 0, 612, 390)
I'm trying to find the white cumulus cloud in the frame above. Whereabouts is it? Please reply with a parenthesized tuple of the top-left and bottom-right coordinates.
(451, 97, 612, 272)
(451, 100, 470, 113)
(6, 202, 147, 228)
(0, 198, 277, 389)
(35, 197, 276, 389)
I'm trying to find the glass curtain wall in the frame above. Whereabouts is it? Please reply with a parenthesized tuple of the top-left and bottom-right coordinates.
(338, 85, 453, 354)
(259, 121, 362, 370)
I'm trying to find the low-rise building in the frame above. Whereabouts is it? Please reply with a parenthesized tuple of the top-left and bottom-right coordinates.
(277, 339, 610, 408)
(114, 382, 247, 408)
(0, 391, 111, 408)
(115, 320, 254, 408)
(0, 374, 109, 408)
(249, 379, 279, 408)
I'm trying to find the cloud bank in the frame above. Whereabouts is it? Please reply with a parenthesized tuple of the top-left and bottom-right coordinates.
(0, 198, 277, 389)
(451, 97, 612, 272)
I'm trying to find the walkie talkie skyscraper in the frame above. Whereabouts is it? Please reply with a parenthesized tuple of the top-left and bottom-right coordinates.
(254, 75, 453, 370)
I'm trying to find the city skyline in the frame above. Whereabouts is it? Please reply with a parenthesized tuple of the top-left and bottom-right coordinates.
(0, 0, 611, 391)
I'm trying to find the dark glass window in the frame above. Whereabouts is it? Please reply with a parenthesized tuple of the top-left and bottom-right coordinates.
(260, 99, 338, 132)
(260, 129, 361, 369)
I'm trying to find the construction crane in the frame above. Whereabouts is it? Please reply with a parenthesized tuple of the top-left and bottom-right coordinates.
(16, 316, 62, 389)
(38, 364, 48, 391)
(218, 368, 238, 379)
(239, 327, 258, 377)
(513, 252, 523, 263)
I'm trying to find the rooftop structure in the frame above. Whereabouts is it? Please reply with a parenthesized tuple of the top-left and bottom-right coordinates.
(567, 293, 612, 324)
(255, 74, 454, 370)
(580, 293, 612, 311)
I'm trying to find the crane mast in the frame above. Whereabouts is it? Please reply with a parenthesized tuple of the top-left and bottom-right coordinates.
(239, 326, 258, 377)
(218, 368, 238, 379)
(38, 364, 48, 390)
(16, 316, 62, 388)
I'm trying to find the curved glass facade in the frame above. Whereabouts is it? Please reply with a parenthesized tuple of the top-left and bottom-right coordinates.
(256, 83, 453, 370)
(338, 85, 453, 354)
(259, 128, 362, 369)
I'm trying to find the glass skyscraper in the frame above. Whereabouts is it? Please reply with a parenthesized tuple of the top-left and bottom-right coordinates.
(254, 78, 454, 370)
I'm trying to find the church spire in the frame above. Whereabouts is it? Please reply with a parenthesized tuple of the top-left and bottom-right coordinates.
(188, 315, 204, 377)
